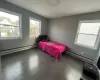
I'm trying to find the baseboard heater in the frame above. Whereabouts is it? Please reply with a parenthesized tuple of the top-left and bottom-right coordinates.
(0, 45, 32, 55)
(66, 50, 94, 64)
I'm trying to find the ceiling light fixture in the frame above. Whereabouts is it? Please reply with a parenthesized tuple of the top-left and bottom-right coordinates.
(47, 0, 60, 6)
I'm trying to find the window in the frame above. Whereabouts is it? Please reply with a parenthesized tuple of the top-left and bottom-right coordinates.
(75, 20, 100, 49)
(0, 8, 21, 39)
(29, 17, 41, 38)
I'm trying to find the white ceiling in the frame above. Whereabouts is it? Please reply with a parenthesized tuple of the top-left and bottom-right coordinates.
(6, 0, 100, 18)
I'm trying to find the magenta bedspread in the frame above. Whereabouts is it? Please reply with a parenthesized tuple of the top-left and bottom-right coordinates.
(38, 41, 68, 60)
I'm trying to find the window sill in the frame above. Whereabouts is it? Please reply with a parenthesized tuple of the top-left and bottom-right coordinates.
(74, 42, 97, 50)
(0, 37, 22, 40)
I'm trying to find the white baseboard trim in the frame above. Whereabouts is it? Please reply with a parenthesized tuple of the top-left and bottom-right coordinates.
(0, 45, 32, 55)
(66, 51, 94, 64)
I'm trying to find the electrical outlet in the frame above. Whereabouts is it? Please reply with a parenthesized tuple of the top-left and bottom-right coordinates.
(81, 52, 84, 54)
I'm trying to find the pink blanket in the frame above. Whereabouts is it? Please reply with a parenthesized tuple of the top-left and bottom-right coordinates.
(38, 41, 68, 60)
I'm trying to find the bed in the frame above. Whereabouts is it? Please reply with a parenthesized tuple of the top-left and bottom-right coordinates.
(38, 41, 68, 60)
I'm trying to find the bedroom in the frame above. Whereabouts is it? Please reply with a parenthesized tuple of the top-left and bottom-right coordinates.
(0, 0, 100, 80)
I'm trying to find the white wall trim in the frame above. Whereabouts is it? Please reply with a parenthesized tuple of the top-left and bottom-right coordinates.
(74, 20, 100, 50)
(29, 17, 41, 38)
(0, 45, 32, 55)
(0, 8, 22, 40)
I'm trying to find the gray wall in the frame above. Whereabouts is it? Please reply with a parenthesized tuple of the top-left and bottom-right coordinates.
(48, 12, 100, 62)
(0, 0, 48, 51)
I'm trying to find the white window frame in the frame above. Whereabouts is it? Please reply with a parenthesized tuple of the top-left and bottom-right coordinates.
(74, 20, 100, 50)
(29, 17, 41, 38)
(0, 8, 22, 40)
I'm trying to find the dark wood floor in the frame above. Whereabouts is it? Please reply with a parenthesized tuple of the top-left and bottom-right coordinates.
(1, 48, 83, 80)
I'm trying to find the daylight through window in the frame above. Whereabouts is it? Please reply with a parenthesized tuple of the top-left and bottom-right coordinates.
(0, 9, 21, 39)
(29, 18, 41, 38)
(75, 21, 100, 49)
